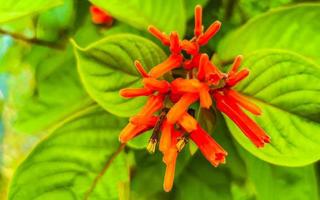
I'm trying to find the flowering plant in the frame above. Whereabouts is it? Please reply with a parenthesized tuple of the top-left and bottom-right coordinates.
(0, 1, 319, 200)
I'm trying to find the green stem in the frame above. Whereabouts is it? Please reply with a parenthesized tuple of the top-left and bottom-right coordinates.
(0, 28, 65, 50)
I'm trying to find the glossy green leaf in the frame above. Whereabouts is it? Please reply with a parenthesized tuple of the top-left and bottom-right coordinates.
(73, 34, 166, 117)
(89, 0, 186, 36)
(218, 4, 320, 65)
(9, 106, 129, 200)
(224, 49, 320, 166)
(236, 146, 318, 200)
(12, 46, 93, 134)
(0, 0, 63, 24)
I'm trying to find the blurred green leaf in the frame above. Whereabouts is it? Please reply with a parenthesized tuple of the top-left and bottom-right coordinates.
(184, 0, 209, 19)
(218, 3, 320, 65)
(224, 49, 320, 166)
(131, 149, 191, 199)
(36, 0, 75, 41)
(9, 106, 130, 200)
(236, 146, 318, 200)
(73, 34, 166, 117)
(0, 0, 63, 24)
(89, 0, 187, 36)
(11, 46, 93, 134)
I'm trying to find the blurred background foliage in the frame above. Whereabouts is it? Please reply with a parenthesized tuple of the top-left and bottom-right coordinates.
(0, 0, 319, 199)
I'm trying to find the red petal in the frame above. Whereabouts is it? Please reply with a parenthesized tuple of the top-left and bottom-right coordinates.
(225, 89, 262, 115)
(190, 125, 227, 167)
(197, 21, 221, 46)
(194, 5, 203, 37)
(148, 25, 170, 45)
(119, 88, 153, 98)
(167, 93, 199, 124)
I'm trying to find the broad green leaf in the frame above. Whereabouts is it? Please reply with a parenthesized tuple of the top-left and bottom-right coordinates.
(236, 146, 318, 200)
(218, 4, 320, 65)
(9, 106, 130, 200)
(11, 46, 93, 134)
(224, 49, 320, 166)
(73, 34, 166, 117)
(0, 0, 63, 24)
(89, 0, 186, 36)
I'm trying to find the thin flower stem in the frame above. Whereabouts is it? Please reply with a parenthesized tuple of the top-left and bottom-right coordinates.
(83, 143, 126, 200)
(0, 28, 65, 50)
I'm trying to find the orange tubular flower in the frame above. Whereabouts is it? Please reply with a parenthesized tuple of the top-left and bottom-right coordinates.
(170, 32, 181, 55)
(224, 89, 262, 115)
(148, 25, 170, 46)
(143, 78, 170, 94)
(167, 93, 199, 124)
(134, 60, 149, 78)
(194, 5, 203, 37)
(190, 125, 227, 167)
(197, 21, 221, 46)
(149, 54, 183, 78)
(163, 130, 181, 192)
(118, 4, 270, 193)
(119, 88, 153, 98)
(214, 92, 270, 147)
(90, 5, 113, 25)
(178, 112, 198, 132)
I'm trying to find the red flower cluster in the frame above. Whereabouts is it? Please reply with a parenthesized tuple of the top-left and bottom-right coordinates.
(90, 5, 113, 25)
(119, 5, 270, 192)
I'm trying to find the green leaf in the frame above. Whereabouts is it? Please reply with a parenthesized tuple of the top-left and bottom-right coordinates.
(131, 149, 191, 199)
(9, 106, 130, 200)
(73, 34, 166, 117)
(36, 0, 75, 41)
(184, 0, 209, 19)
(224, 49, 320, 166)
(0, 0, 63, 24)
(236, 146, 318, 200)
(11, 46, 93, 134)
(217, 3, 320, 65)
(89, 0, 186, 36)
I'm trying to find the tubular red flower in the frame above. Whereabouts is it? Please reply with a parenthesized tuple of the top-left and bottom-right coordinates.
(119, 123, 150, 143)
(119, 88, 153, 98)
(167, 93, 199, 124)
(134, 60, 149, 78)
(181, 40, 199, 55)
(143, 78, 170, 93)
(224, 89, 262, 115)
(190, 125, 227, 167)
(90, 5, 113, 25)
(199, 84, 212, 108)
(214, 92, 270, 147)
(229, 55, 243, 75)
(130, 115, 159, 127)
(171, 78, 202, 93)
(170, 32, 181, 55)
(149, 54, 183, 78)
(159, 120, 173, 152)
(194, 5, 203, 37)
(148, 25, 170, 45)
(178, 112, 198, 132)
(197, 53, 209, 80)
(162, 130, 181, 192)
(183, 54, 201, 70)
(227, 68, 249, 87)
(197, 21, 221, 46)
(139, 95, 164, 116)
